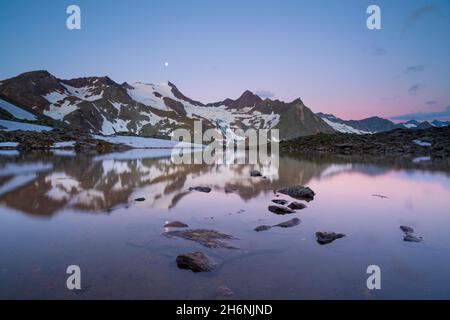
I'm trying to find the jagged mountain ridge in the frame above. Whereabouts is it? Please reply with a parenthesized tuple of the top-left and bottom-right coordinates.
(0, 71, 335, 140)
(316, 112, 443, 134)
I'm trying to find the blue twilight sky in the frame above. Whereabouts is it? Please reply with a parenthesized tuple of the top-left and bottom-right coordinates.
(1, 0, 449, 120)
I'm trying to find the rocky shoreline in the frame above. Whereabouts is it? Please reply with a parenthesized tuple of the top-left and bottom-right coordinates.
(281, 126, 450, 158)
(0, 129, 130, 152)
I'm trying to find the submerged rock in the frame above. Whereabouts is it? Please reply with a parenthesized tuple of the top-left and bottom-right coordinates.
(316, 231, 346, 245)
(176, 252, 216, 272)
(403, 234, 423, 243)
(400, 225, 423, 242)
(164, 221, 189, 228)
(287, 202, 307, 210)
(254, 225, 272, 232)
(268, 205, 295, 215)
(272, 199, 289, 205)
(275, 218, 301, 228)
(400, 226, 414, 234)
(165, 229, 237, 249)
(134, 197, 146, 202)
(278, 186, 315, 201)
(250, 170, 262, 177)
(215, 285, 235, 298)
(189, 186, 212, 193)
(255, 218, 301, 232)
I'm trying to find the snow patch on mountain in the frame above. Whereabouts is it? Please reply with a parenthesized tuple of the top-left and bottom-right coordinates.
(127, 82, 169, 111)
(321, 118, 371, 134)
(44, 100, 79, 120)
(62, 83, 103, 101)
(0, 99, 37, 120)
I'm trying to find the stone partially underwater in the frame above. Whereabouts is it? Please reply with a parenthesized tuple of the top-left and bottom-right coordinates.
(164, 229, 238, 249)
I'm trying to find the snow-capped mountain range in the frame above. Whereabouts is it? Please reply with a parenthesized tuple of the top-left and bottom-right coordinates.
(1, 71, 448, 140)
(0, 71, 334, 140)
(316, 112, 448, 134)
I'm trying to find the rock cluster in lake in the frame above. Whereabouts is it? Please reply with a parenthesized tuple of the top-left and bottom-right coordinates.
(400, 226, 423, 243)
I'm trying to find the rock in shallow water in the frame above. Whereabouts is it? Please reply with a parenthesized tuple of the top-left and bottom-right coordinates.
(275, 218, 301, 228)
(189, 186, 212, 193)
(400, 225, 414, 234)
(254, 225, 272, 232)
(268, 205, 295, 215)
(176, 252, 216, 272)
(255, 218, 301, 231)
(316, 231, 346, 245)
(272, 199, 289, 205)
(403, 234, 423, 243)
(400, 225, 423, 242)
(164, 221, 189, 228)
(287, 202, 307, 210)
(164, 229, 237, 249)
(278, 186, 315, 201)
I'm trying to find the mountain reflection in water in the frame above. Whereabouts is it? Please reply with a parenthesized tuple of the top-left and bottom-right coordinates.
(0, 151, 358, 217)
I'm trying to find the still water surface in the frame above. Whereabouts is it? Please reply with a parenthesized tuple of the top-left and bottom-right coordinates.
(0, 150, 449, 299)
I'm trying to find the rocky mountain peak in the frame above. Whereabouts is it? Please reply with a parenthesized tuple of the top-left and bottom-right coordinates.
(167, 81, 204, 107)
(228, 90, 262, 109)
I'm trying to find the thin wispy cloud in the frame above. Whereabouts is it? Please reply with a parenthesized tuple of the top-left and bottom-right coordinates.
(408, 83, 423, 96)
(426, 100, 438, 106)
(255, 90, 275, 99)
(391, 106, 450, 121)
(370, 46, 387, 57)
(402, 5, 446, 34)
(405, 64, 428, 74)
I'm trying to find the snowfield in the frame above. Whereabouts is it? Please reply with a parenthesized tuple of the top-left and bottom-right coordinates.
(92, 134, 204, 149)
(0, 99, 37, 120)
(413, 139, 432, 147)
(0, 120, 53, 132)
(321, 118, 371, 134)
